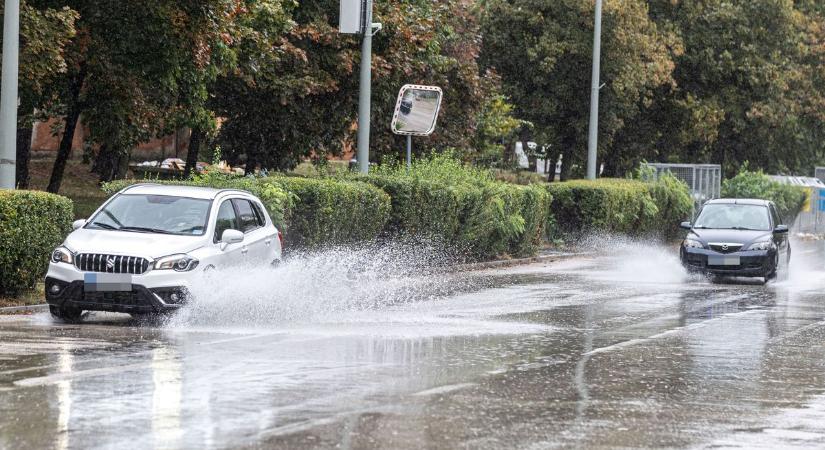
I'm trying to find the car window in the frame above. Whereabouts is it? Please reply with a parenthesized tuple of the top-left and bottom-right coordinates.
(87, 194, 210, 236)
(251, 202, 267, 227)
(769, 204, 781, 227)
(233, 199, 260, 233)
(214, 200, 239, 242)
(694, 204, 771, 231)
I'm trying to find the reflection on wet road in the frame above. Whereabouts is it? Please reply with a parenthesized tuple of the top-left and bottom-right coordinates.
(2, 240, 825, 449)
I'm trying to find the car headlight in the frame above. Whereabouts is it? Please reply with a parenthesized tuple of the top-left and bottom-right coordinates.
(51, 246, 73, 264)
(154, 254, 199, 272)
(748, 240, 775, 251)
(683, 238, 704, 249)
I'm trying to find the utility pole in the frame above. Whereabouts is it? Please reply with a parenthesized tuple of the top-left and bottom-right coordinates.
(0, 0, 19, 189)
(586, 0, 602, 180)
(356, 0, 375, 174)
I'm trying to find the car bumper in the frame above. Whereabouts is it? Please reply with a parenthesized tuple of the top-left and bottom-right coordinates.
(45, 262, 191, 313)
(680, 247, 775, 277)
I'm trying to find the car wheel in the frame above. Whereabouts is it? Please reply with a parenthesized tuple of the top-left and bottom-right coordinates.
(49, 305, 82, 323)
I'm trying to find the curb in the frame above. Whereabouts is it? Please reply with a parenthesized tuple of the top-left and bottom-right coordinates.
(0, 304, 49, 315)
(452, 252, 592, 273)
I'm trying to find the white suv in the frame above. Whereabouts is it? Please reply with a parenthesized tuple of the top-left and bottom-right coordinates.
(45, 184, 282, 321)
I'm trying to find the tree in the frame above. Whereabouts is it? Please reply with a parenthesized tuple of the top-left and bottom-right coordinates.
(214, 0, 492, 172)
(0, 1, 77, 188)
(43, 0, 253, 191)
(613, 0, 825, 176)
(480, 0, 677, 180)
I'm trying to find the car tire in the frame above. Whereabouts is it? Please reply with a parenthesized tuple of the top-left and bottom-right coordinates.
(49, 305, 82, 323)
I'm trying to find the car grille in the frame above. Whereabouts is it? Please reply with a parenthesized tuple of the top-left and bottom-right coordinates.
(82, 289, 143, 306)
(708, 243, 743, 254)
(74, 253, 150, 274)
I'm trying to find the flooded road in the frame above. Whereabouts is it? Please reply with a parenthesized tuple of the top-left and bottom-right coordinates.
(2, 240, 825, 449)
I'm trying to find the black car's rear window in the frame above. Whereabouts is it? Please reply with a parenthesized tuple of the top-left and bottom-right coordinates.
(694, 204, 771, 231)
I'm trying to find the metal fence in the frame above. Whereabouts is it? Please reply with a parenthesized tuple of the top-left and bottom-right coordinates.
(773, 176, 825, 234)
(642, 163, 722, 214)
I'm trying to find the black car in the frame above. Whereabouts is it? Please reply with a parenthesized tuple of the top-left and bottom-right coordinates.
(679, 199, 790, 281)
(400, 99, 413, 115)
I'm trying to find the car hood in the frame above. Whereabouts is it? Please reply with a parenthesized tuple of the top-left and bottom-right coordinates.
(63, 229, 205, 259)
(689, 228, 772, 245)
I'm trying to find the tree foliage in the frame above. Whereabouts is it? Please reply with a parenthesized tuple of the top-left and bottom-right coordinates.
(480, 0, 678, 179)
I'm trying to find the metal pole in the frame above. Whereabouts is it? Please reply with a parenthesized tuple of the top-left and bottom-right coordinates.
(356, 0, 374, 174)
(406, 135, 411, 171)
(0, 0, 20, 189)
(586, 0, 602, 180)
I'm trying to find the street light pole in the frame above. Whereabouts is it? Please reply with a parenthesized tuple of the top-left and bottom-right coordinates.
(356, 0, 374, 174)
(586, 0, 602, 180)
(0, 0, 19, 189)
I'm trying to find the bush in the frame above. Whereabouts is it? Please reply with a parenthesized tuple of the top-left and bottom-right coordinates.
(0, 190, 73, 295)
(721, 169, 807, 224)
(546, 176, 692, 240)
(103, 173, 391, 250)
(266, 176, 391, 249)
(353, 153, 551, 259)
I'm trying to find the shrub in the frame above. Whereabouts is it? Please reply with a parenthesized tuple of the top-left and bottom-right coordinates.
(0, 190, 73, 295)
(353, 153, 551, 259)
(721, 169, 807, 224)
(546, 176, 692, 240)
(266, 176, 391, 249)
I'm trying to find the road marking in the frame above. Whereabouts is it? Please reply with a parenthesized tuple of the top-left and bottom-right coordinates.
(13, 362, 155, 387)
(412, 383, 477, 397)
(584, 309, 764, 357)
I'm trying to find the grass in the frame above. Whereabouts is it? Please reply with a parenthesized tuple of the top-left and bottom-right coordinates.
(27, 157, 109, 219)
(0, 284, 44, 310)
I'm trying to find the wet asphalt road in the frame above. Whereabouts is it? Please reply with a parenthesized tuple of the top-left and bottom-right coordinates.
(2, 240, 825, 449)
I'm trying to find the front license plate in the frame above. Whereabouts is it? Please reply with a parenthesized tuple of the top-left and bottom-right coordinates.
(708, 255, 740, 266)
(84, 273, 132, 292)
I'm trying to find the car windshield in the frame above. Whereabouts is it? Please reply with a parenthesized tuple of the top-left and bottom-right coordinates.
(86, 194, 211, 236)
(694, 204, 771, 231)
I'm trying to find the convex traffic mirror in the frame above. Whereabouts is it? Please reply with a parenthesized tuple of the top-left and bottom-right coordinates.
(391, 85, 443, 136)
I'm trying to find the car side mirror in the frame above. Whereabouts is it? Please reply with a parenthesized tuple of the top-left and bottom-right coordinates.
(774, 225, 789, 234)
(680, 221, 692, 230)
(72, 219, 87, 230)
(220, 229, 244, 250)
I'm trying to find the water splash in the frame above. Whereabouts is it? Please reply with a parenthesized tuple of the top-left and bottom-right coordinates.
(168, 240, 466, 328)
(575, 233, 693, 285)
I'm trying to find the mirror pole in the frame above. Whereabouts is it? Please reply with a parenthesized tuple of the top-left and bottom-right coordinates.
(356, 0, 374, 174)
(586, 0, 602, 180)
(0, 0, 20, 189)
(406, 135, 412, 171)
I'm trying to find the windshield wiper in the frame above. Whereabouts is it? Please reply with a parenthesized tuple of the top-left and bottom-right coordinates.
(728, 226, 756, 231)
(119, 226, 173, 235)
(90, 221, 118, 230)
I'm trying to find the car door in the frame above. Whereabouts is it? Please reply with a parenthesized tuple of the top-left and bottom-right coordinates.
(769, 203, 788, 254)
(232, 198, 270, 263)
(212, 199, 246, 267)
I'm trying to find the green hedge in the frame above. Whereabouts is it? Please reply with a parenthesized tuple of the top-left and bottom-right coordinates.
(103, 173, 391, 250)
(721, 170, 807, 224)
(546, 176, 692, 240)
(266, 176, 391, 249)
(0, 190, 73, 295)
(354, 174, 550, 259)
